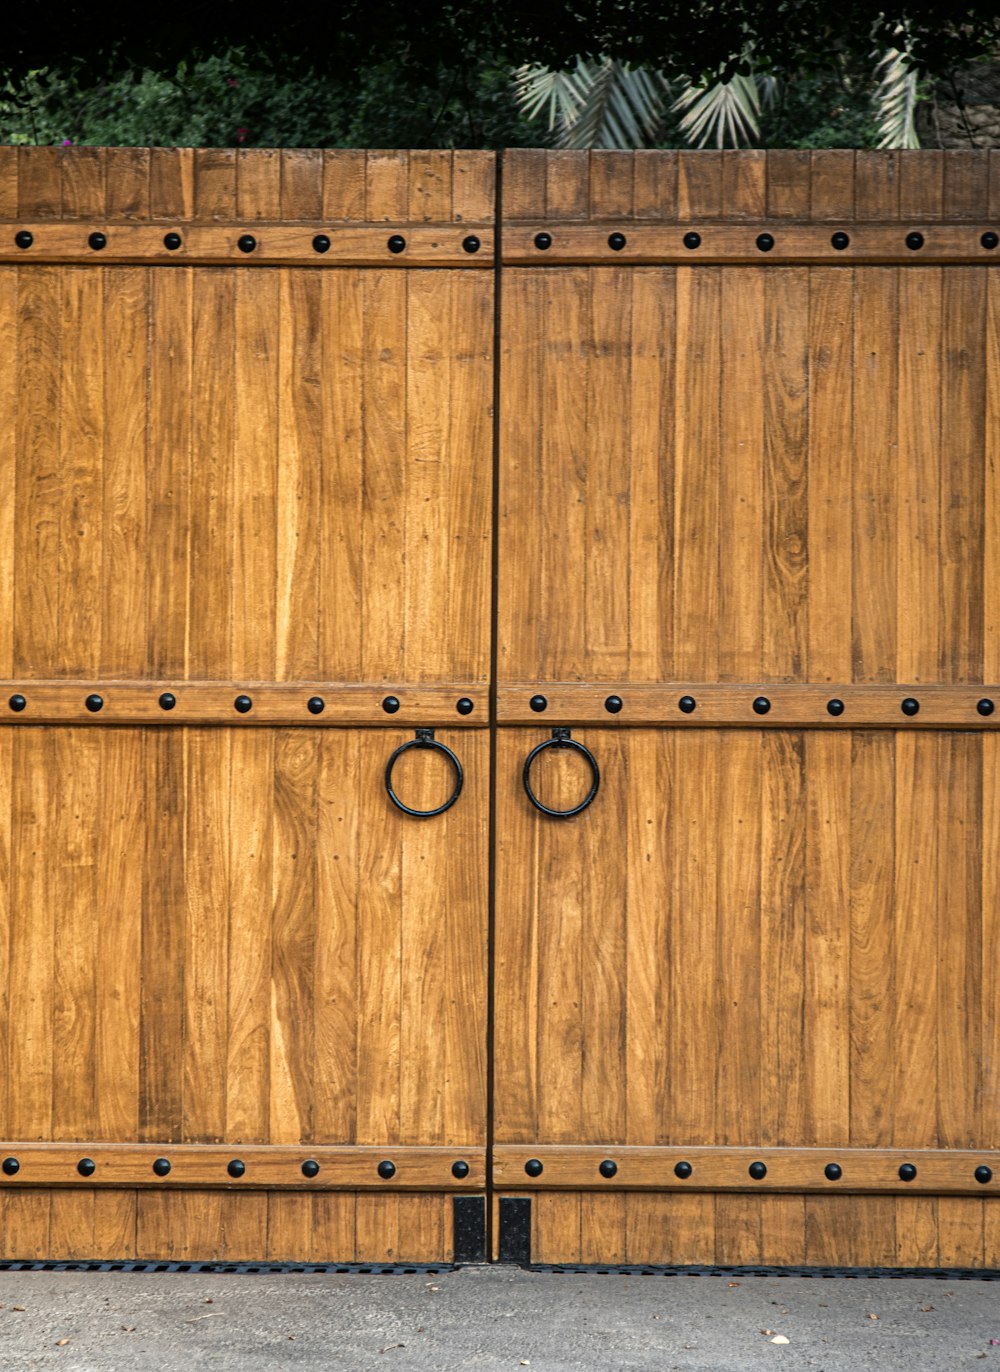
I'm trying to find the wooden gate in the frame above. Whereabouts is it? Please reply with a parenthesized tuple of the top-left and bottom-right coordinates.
(1, 146, 999, 1267)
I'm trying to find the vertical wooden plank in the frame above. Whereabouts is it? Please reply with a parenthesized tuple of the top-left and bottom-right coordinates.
(721, 151, 766, 218)
(766, 150, 811, 218)
(938, 1199, 984, 1267)
(761, 1198, 807, 1265)
(276, 269, 321, 679)
(408, 150, 453, 222)
(318, 268, 363, 679)
(267, 1194, 313, 1261)
(809, 151, 855, 220)
(719, 268, 763, 681)
(939, 269, 986, 683)
(50, 1194, 95, 1259)
(236, 149, 281, 220)
(310, 1194, 357, 1261)
(673, 268, 720, 679)
(545, 151, 589, 220)
(141, 731, 185, 1143)
(763, 269, 809, 681)
(92, 1193, 137, 1260)
(943, 151, 991, 220)
(627, 269, 674, 681)
(15, 266, 61, 675)
(580, 1195, 626, 1263)
(356, 1195, 400, 1262)
(983, 737, 1000, 1155)
(193, 148, 237, 219)
(0, 269, 14, 673)
(677, 152, 723, 220)
(226, 730, 273, 1142)
(359, 270, 405, 679)
(898, 152, 944, 221)
(187, 268, 234, 679)
(852, 269, 898, 682)
(221, 1195, 268, 1260)
(397, 1195, 446, 1262)
(0, 146, 18, 217)
(533, 1194, 582, 1264)
(894, 1197, 939, 1267)
(184, 733, 230, 1143)
(588, 152, 634, 220)
(990, 151, 1000, 220)
(854, 152, 899, 220)
(322, 150, 366, 222)
(715, 1195, 762, 1264)
(280, 149, 323, 220)
(807, 270, 854, 680)
(18, 148, 62, 216)
(632, 152, 677, 221)
(452, 151, 495, 223)
(987, 272, 1000, 685)
(147, 268, 192, 679)
(96, 733, 143, 1142)
(60, 147, 105, 219)
(102, 268, 149, 676)
(105, 148, 150, 219)
(502, 150, 547, 221)
(150, 149, 194, 220)
(365, 151, 409, 222)
(270, 732, 317, 1144)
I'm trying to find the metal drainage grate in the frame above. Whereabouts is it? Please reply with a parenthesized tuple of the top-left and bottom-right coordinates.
(0, 1261, 452, 1276)
(529, 1263, 1000, 1281)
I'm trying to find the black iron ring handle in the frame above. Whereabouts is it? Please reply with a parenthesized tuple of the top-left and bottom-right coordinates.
(522, 728, 600, 819)
(385, 728, 464, 818)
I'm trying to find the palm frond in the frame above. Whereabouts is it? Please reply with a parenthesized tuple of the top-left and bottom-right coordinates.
(874, 47, 921, 148)
(513, 58, 670, 149)
(671, 71, 771, 148)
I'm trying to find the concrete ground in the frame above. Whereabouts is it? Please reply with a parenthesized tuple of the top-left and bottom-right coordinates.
(0, 1266, 998, 1371)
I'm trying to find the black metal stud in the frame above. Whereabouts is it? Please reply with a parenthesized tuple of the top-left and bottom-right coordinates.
(234, 695, 253, 714)
(529, 694, 548, 713)
(983, 232, 999, 250)
(905, 231, 924, 251)
(77, 1157, 96, 1177)
(748, 1161, 767, 1180)
(163, 232, 182, 250)
(451, 1160, 470, 1179)
(824, 1163, 842, 1181)
(674, 1160, 693, 1179)
(462, 235, 481, 254)
(599, 1159, 618, 1178)
(89, 232, 107, 251)
(977, 699, 994, 717)
(898, 1163, 917, 1182)
(8, 694, 26, 712)
(607, 232, 627, 251)
(604, 695, 623, 714)
(831, 231, 850, 250)
(683, 232, 701, 250)
(85, 694, 104, 713)
(301, 1159, 320, 1178)
(678, 695, 697, 714)
(152, 1157, 171, 1177)
(2, 1157, 19, 1175)
(159, 692, 176, 711)
(456, 697, 474, 715)
(901, 697, 920, 717)
(237, 234, 257, 253)
(307, 696, 325, 715)
(312, 234, 331, 254)
(227, 1158, 246, 1178)
(387, 235, 406, 254)
(377, 1160, 396, 1180)
(752, 696, 771, 715)
(975, 1165, 993, 1185)
(533, 232, 552, 251)
(827, 698, 845, 716)
(524, 1158, 543, 1177)
(756, 233, 775, 253)
(382, 695, 400, 714)
(15, 231, 33, 249)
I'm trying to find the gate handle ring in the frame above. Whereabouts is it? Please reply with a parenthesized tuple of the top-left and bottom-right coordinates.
(522, 728, 600, 819)
(385, 729, 464, 818)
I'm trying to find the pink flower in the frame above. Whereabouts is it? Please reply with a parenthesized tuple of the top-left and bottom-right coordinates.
(236, 128, 248, 144)
(61, 138, 72, 146)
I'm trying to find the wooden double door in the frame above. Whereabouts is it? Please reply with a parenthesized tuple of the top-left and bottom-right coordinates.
(0, 146, 998, 1268)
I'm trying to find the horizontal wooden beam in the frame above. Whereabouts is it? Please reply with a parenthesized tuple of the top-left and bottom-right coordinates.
(0, 1144, 485, 1190)
(0, 222, 493, 267)
(493, 1146, 1000, 1195)
(503, 222, 1000, 266)
(498, 683, 1000, 728)
(0, 681, 487, 726)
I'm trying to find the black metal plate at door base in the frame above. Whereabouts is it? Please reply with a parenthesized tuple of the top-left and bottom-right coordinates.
(527, 1263, 1000, 1280)
(498, 1197, 532, 1264)
(453, 1195, 487, 1264)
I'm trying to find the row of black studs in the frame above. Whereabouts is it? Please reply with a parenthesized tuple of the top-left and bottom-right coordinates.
(11, 230, 482, 256)
(6, 693, 476, 717)
(532, 230, 1000, 253)
(523, 1158, 995, 1184)
(0, 1156, 471, 1181)
(528, 693, 995, 718)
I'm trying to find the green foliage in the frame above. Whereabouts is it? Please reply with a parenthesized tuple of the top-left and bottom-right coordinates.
(755, 67, 881, 148)
(0, 50, 538, 149)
